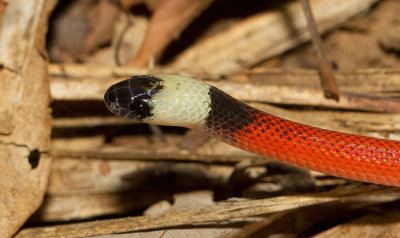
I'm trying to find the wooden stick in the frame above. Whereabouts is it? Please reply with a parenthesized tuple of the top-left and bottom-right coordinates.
(15, 187, 398, 238)
(300, 0, 340, 100)
(49, 64, 400, 112)
(170, 0, 379, 74)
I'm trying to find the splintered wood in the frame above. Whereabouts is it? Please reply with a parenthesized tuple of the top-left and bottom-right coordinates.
(171, 0, 379, 74)
(14, 187, 400, 238)
(0, 0, 55, 237)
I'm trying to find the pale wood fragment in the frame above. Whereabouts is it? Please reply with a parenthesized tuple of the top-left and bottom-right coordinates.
(51, 136, 105, 151)
(46, 158, 232, 195)
(52, 116, 136, 128)
(171, 0, 380, 74)
(13, 197, 341, 238)
(0, 0, 55, 236)
(32, 191, 172, 222)
(15, 187, 399, 238)
(95, 227, 240, 238)
(31, 157, 232, 221)
(49, 64, 400, 111)
(313, 212, 400, 238)
(48, 63, 153, 78)
(232, 197, 400, 238)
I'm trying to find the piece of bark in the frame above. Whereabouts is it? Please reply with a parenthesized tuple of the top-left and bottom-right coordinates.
(232, 199, 400, 238)
(31, 157, 233, 221)
(51, 136, 105, 152)
(52, 116, 136, 128)
(47, 63, 400, 94)
(31, 190, 173, 222)
(49, 64, 400, 112)
(171, 0, 379, 74)
(127, 0, 215, 67)
(313, 209, 400, 238)
(45, 158, 232, 196)
(93, 227, 239, 238)
(0, 0, 55, 237)
(15, 187, 398, 237)
(14, 196, 339, 237)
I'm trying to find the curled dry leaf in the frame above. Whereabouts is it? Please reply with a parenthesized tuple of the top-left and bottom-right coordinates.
(0, 0, 54, 237)
(83, 0, 119, 54)
(48, 0, 119, 63)
(128, 0, 215, 67)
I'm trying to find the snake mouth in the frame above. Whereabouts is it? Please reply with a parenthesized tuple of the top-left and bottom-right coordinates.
(104, 75, 164, 120)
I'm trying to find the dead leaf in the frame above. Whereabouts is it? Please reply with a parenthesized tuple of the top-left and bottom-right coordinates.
(128, 0, 215, 67)
(48, 0, 119, 63)
(0, 0, 54, 237)
(84, 0, 119, 53)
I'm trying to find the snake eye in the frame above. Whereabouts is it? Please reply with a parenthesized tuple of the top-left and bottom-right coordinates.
(115, 87, 133, 109)
(128, 97, 151, 119)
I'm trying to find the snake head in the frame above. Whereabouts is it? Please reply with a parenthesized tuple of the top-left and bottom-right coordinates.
(105, 74, 212, 127)
(104, 75, 163, 120)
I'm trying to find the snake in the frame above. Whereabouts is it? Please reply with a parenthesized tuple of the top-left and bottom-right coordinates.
(104, 74, 400, 187)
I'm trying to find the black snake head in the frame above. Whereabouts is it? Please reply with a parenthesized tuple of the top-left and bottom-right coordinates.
(104, 75, 163, 120)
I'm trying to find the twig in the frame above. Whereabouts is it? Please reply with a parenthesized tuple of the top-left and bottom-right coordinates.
(300, 0, 340, 101)
(114, 10, 133, 66)
(113, 10, 166, 142)
(49, 65, 400, 113)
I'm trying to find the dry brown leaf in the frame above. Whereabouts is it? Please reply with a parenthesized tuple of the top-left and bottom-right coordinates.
(0, 0, 54, 237)
(48, 0, 119, 63)
(84, 0, 119, 53)
(85, 13, 148, 65)
(47, 0, 92, 62)
(128, 0, 215, 67)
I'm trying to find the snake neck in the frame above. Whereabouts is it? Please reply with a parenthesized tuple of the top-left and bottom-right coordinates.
(203, 86, 264, 143)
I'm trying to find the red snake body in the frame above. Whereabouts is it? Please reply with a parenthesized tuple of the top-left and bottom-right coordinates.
(105, 74, 400, 186)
